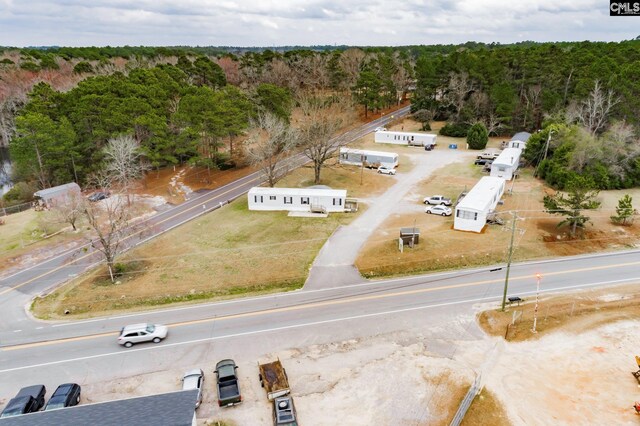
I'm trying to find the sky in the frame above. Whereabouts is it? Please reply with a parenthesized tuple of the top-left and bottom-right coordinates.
(0, 0, 638, 47)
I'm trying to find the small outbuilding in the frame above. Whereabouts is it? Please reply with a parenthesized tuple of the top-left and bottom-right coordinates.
(339, 147, 399, 169)
(454, 177, 505, 233)
(248, 186, 348, 214)
(33, 182, 81, 209)
(374, 130, 437, 147)
(399, 227, 420, 246)
(508, 131, 531, 150)
(490, 148, 522, 180)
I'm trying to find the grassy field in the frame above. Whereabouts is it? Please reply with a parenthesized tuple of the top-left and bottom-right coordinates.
(0, 209, 77, 273)
(461, 389, 511, 426)
(32, 164, 395, 319)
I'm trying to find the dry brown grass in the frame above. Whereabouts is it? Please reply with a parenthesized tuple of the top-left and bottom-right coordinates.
(477, 284, 640, 342)
(355, 154, 640, 279)
(32, 165, 389, 319)
(461, 389, 511, 426)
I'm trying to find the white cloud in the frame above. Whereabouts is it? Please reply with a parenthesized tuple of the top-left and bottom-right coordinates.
(0, 0, 636, 47)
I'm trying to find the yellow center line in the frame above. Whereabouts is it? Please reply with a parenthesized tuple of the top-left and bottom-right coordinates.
(0, 176, 261, 296)
(4, 259, 640, 351)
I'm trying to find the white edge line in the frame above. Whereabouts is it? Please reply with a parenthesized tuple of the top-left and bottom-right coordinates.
(3, 273, 632, 374)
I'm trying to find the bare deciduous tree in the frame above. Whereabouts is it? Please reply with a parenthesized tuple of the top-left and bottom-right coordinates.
(568, 80, 620, 135)
(339, 48, 366, 89)
(245, 112, 297, 187)
(103, 135, 148, 204)
(49, 192, 85, 231)
(445, 72, 474, 121)
(300, 109, 343, 184)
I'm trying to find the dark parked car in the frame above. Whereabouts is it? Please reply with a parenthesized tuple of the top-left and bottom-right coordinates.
(44, 383, 81, 411)
(474, 158, 492, 166)
(87, 191, 110, 202)
(0, 385, 46, 418)
(273, 396, 298, 426)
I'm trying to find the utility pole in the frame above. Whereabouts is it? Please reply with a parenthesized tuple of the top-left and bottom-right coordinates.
(501, 211, 517, 311)
(542, 129, 554, 162)
(531, 273, 541, 333)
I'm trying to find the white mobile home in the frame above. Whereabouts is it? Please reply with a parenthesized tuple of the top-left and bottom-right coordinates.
(374, 130, 437, 147)
(339, 148, 399, 169)
(454, 177, 505, 233)
(508, 131, 531, 150)
(248, 186, 347, 213)
(490, 148, 521, 180)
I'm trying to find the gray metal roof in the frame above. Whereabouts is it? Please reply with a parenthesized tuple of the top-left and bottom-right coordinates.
(33, 182, 80, 200)
(510, 132, 531, 142)
(0, 390, 197, 426)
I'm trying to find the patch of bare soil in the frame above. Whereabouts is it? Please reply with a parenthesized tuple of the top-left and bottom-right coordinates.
(473, 284, 640, 425)
(461, 389, 511, 426)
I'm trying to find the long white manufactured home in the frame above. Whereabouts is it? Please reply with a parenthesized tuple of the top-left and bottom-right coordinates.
(339, 148, 399, 169)
(374, 130, 437, 147)
(454, 177, 505, 233)
(508, 131, 531, 150)
(490, 148, 522, 180)
(248, 186, 347, 213)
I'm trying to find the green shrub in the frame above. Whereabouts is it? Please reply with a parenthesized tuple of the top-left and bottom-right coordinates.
(466, 123, 489, 150)
(439, 122, 470, 137)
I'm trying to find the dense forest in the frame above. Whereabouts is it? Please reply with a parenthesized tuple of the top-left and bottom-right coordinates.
(2, 40, 640, 204)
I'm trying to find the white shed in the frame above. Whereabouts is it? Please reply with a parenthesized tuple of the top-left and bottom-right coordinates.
(508, 131, 531, 150)
(374, 130, 437, 147)
(33, 182, 81, 208)
(248, 186, 347, 213)
(490, 148, 522, 180)
(339, 148, 398, 169)
(454, 177, 505, 233)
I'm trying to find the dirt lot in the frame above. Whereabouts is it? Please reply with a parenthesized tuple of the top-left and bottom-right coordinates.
(73, 284, 640, 426)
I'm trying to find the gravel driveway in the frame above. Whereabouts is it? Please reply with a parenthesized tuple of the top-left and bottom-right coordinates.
(304, 146, 475, 290)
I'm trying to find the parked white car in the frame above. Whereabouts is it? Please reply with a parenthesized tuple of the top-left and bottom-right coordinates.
(423, 195, 452, 206)
(374, 126, 387, 132)
(117, 323, 168, 348)
(425, 205, 452, 216)
(377, 166, 396, 175)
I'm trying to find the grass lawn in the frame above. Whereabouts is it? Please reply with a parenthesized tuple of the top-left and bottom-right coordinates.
(0, 209, 77, 273)
(32, 164, 395, 319)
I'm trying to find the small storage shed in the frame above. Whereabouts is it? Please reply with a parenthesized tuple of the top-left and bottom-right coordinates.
(33, 182, 81, 208)
(248, 186, 347, 213)
(454, 177, 505, 233)
(509, 131, 531, 150)
(339, 148, 399, 169)
(490, 148, 522, 180)
(399, 227, 420, 246)
(375, 130, 437, 147)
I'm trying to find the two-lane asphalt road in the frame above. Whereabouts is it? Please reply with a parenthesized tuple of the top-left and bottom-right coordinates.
(0, 106, 411, 332)
(2, 248, 639, 371)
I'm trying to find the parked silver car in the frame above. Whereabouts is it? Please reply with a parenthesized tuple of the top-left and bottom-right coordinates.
(182, 369, 204, 408)
(377, 166, 396, 175)
(117, 323, 168, 348)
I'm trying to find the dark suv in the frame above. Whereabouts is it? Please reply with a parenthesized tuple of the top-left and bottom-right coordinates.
(44, 383, 81, 411)
(0, 385, 46, 418)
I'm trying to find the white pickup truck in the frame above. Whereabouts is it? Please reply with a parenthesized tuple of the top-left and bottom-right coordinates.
(423, 195, 452, 206)
(476, 150, 501, 160)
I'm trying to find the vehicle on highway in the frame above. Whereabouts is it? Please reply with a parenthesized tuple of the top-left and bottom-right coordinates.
(215, 359, 242, 407)
(259, 359, 291, 401)
(377, 165, 396, 175)
(423, 195, 452, 206)
(273, 395, 298, 426)
(425, 205, 452, 216)
(182, 369, 204, 408)
(374, 126, 387, 132)
(44, 383, 81, 411)
(0, 385, 46, 418)
(117, 323, 168, 348)
(87, 191, 110, 202)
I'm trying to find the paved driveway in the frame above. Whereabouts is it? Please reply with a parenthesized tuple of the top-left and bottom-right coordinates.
(304, 146, 475, 289)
